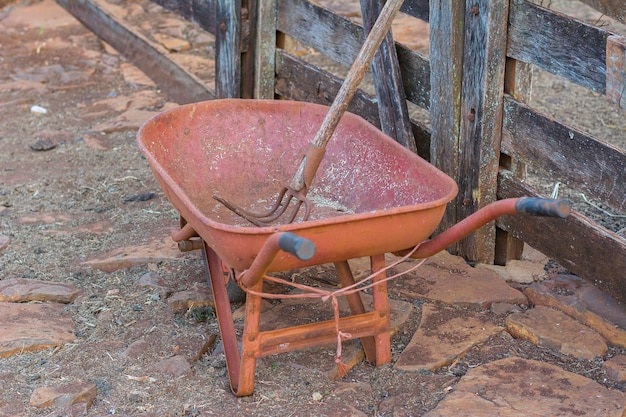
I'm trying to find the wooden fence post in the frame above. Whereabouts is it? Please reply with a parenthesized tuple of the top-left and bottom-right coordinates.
(216, 0, 242, 98)
(495, 58, 532, 264)
(360, 0, 416, 152)
(254, 0, 277, 99)
(430, 0, 509, 263)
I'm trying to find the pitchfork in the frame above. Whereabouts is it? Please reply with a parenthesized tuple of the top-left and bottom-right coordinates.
(214, 0, 405, 227)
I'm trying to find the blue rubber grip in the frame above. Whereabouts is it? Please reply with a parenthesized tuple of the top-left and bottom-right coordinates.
(278, 233, 316, 261)
(515, 198, 571, 218)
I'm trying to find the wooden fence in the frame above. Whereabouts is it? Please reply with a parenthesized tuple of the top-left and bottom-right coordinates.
(55, 0, 626, 302)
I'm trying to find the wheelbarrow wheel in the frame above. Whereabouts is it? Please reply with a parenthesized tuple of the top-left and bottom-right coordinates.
(201, 245, 246, 303)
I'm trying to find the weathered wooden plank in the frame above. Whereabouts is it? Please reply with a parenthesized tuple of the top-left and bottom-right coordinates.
(277, 0, 362, 67)
(254, 0, 277, 99)
(273, 50, 431, 158)
(428, 0, 464, 238)
(216, 0, 241, 98)
(502, 97, 626, 211)
(578, 0, 625, 24)
(241, 0, 258, 98)
(495, 58, 533, 264)
(606, 34, 626, 108)
(360, 0, 416, 152)
(497, 171, 626, 304)
(399, 0, 429, 22)
(396, 45, 430, 109)
(507, 1, 610, 94)
(454, 0, 509, 263)
(277, 0, 430, 110)
(151, 0, 217, 34)
(55, 0, 214, 104)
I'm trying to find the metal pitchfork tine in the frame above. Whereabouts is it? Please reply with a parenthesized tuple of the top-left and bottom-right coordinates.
(214, 186, 311, 227)
(214, 0, 404, 226)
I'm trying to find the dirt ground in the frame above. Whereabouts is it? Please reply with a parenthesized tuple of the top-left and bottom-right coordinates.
(0, 0, 624, 416)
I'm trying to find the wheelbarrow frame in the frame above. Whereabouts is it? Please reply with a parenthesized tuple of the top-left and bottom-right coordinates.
(138, 99, 571, 396)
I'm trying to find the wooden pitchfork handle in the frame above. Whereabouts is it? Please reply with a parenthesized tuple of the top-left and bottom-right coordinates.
(289, 0, 405, 192)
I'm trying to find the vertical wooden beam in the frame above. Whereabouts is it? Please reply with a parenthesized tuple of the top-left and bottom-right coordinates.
(606, 34, 626, 109)
(430, 0, 509, 263)
(429, 0, 465, 241)
(241, 0, 258, 99)
(360, 0, 416, 152)
(495, 57, 533, 265)
(254, 0, 277, 99)
(216, 0, 242, 98)
(456, 0, 509, 263)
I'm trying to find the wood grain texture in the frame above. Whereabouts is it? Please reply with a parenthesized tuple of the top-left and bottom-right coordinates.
(578, 0, 625, 23)
(254, 0, 277, 99)
(508, 1, 610, 94)
(361, 0, 416, 152)
(606, 34, 626, 108)
(277, 0, 430, 110)
(55, 0, 214, 104)
(502, 97, 626, 211)
(274, 51, 431, 158)
(497, 171, 626, 304)
(455, 0, 509, 263)
(399, 0, 429, 22)
(428, 0, 464, 239)
(216, 0, 241, 98)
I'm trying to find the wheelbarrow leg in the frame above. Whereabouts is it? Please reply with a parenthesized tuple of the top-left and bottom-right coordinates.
(371, 254, 391, 365)
(202, 243, 251, 395)
(237, 279, 264, 397)
(334, 261, 378, 363)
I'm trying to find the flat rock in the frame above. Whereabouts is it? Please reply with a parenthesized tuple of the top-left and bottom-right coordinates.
(30, 381, 97, 409)
(82, 232, 184, 272)
(167, 290, 214, 313)
(137, 271, 172, 297)
(423, 357, 625, 417)
(476, 259, 547, 284)
(91, 108, 158, 133)
(152, 355, 192, 377)
(0, 278, 81, 303)
(395, 303, 504, 372)
(525, 274, 626, 346)
(393, 251, 527, 308)
(603, 354, 626, 382)
(506, 306, 608, 360)
(0, 302, 76, 357)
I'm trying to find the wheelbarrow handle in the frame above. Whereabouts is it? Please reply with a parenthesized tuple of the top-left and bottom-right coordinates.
(279, 232, 316, 261)
(238, 232, 316, 289)
(515, 197, 571, 218)
(395, 197, 571, 259)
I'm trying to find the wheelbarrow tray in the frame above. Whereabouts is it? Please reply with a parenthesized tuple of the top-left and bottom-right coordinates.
(137, 99, 458, 272)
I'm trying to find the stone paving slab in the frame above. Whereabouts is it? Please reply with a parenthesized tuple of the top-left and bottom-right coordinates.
(395, 303, 504, 372)
(506, 305, 608, 360)
(0, 302, 76, 357)
(525, 274, 626, 346)
(392, 251, 528, 308)
(81, 230, 184, 272)
(424, 357, 626, 417)
(0, 278, 81, 303)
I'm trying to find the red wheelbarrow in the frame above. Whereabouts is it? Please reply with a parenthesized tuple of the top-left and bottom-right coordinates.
(137, 99, 570, 396)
